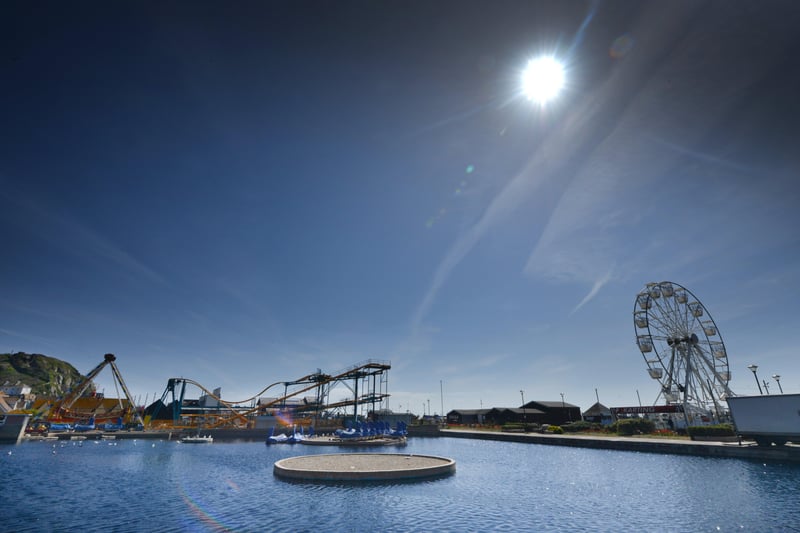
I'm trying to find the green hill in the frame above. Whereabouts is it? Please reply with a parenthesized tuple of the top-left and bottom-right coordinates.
(0, 352, 88, 397)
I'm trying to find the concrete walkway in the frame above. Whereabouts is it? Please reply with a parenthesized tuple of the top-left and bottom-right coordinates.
(442, 428, 800, 462)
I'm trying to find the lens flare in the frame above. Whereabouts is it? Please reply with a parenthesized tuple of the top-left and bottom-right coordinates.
(610, 34, 635, 59)
(522, 56, 565, 104)
(273, 410, 294, 427)
(178, 481, 234, 532)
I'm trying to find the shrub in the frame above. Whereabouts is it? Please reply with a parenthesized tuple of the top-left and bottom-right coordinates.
(652, 428, 679, 437)
(550, 425, 564, 434)
(687, 424, 735, 437)
(561, 420, 600, 433)
(612, 418, 656, 436)
(501, 422, 540, 432)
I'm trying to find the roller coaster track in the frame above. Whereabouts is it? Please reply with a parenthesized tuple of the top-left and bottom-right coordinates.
(153, 360, 391, 429)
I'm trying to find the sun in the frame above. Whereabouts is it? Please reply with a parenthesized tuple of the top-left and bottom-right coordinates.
(522, 56, 565, 104)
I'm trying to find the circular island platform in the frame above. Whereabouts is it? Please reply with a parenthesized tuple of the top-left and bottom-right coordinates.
(274, 453, 456, 482)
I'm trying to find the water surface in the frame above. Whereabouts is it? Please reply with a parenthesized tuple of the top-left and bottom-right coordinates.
(3, 437, 798, 532)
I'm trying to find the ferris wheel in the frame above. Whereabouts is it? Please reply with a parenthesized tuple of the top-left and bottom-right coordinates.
(633, 281, 733, 422)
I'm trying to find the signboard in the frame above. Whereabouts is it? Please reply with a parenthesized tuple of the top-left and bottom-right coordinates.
(610, 405, 684, 415)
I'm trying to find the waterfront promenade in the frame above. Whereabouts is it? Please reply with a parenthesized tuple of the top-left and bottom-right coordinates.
(23, 426, 800, 463)
(442, 427, 800, 463)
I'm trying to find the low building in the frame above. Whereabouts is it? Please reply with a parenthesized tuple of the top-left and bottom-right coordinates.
(370, 409, 417, 426)
(582, 402, 613, 425)
(486, 407, 547, 425)
(1, 381, 32, 397)
(446, 408, 491, 425)
(448, 400, 582, 427)
(199, 388, 222, 408)
(0, 381, 32, 412)
(522, 400, 581, 426)
(0, 391, 13, 413)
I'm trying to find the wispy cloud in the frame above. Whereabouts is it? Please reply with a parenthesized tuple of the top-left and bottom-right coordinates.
(409, 137, 569, 333)
(412, 4, 706, 329)
(520, 2, 796, 306)
(433, 353, 510, 376)
(646, 134, 756, 175)
(571, 269, 614, 314)
(0, 182, 168, 286)
(0, 328, 59, 350)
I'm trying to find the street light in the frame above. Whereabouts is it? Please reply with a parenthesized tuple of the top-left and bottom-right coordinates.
(773, 374, 783, 394)
(747, 364, 763, 395)
(520, 390, 527, 429)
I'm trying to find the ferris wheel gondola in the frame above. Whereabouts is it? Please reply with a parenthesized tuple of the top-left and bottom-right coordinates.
(633, 281, 733, 423)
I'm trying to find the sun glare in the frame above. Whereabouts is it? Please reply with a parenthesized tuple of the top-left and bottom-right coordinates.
(522, 56, 565, 104)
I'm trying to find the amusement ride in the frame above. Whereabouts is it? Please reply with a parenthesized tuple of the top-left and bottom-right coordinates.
(634, 281, 734, 424)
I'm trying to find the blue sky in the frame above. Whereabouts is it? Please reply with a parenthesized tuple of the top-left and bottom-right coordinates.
(2, 1, 799, 416)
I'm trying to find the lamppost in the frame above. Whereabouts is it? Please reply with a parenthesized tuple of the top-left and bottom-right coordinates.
(440, 380, 444, 420)
(763, 380, 771, 394)
(520, 390, 527, 429)
(560, 392, 570, 423)
(773, 374, 783, 394)
(747, 364, 763, 395)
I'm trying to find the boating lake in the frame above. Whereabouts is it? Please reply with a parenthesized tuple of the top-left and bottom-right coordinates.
(2, 436, 799, 532)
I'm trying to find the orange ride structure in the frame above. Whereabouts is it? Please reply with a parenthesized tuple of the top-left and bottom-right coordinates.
(147, 360, 392, 431)
(43, 353, 144, 427)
